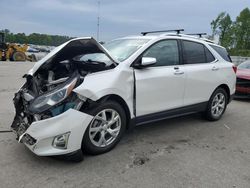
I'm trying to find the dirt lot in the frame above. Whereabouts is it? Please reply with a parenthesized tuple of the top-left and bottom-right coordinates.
(0, 62, 249, 188)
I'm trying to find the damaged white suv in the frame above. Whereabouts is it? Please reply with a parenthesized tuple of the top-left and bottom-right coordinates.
(11, 31, 236, 161)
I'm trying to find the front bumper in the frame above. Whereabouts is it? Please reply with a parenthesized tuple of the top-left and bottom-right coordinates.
(14, 109, 93, 156)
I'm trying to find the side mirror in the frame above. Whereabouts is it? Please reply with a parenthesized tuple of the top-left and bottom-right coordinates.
(141, 57, 156, 67)
(132, 57, 157, 69)
(141, 57, 157, 67)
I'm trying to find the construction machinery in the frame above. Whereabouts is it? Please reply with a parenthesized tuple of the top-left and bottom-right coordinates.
(0, 32, 36, 62)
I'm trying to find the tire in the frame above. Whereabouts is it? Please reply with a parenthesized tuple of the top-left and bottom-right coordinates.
(82, 100, 126, 155)
(1, 54, 6, 61)
(1, 50, 7, 61)
(205, 88, 228, 121)
(12, 51, 26, 61)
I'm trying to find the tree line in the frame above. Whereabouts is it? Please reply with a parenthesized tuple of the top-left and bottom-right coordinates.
(211, 7, 250, 56)
(0, 29, 73, 46)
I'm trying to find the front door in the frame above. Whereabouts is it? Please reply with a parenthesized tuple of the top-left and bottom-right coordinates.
(134, 40, 186, 116)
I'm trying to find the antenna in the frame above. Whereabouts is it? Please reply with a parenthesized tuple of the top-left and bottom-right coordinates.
(97, 1, 100, 41)
(187, 33, 207, 38)
(141, 29, 184, 36)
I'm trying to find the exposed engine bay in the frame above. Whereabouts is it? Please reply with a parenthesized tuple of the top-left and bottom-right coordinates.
(11, 38, 117, 140)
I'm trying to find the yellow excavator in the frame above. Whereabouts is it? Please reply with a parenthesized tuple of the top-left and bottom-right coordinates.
(0, 32, 36, 62)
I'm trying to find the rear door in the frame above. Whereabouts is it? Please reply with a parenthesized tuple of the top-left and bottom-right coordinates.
(134, 39, 186, 116)
(181, 40, 221, 105)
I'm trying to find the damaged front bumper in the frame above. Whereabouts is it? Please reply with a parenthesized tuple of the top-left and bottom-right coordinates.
(11, 84, 94, 156)
(12, 108, 93, 156)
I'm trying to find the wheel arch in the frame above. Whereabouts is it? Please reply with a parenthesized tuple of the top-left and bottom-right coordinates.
(96, 94, 132, 130)
(215, 84, 230, 104)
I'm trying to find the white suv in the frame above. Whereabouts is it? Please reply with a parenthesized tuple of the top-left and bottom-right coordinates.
(11, 30, 236, 161)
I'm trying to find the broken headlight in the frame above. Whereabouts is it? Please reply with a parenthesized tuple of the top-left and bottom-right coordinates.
(28, 77, 77, 113)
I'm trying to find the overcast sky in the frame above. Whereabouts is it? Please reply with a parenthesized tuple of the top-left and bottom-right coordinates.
(1, 0, 249, 40)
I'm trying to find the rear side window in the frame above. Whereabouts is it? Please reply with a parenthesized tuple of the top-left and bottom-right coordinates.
(209, 45, 232, 62)
(182, 41, 214, 64)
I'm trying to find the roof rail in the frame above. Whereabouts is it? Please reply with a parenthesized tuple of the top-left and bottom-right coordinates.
(141, 29, 184, 36)
(187, 33, 207, 38)
(199, 38, 214, 44)
(166, 33, 215, 44)
(183, 34, 215, 43)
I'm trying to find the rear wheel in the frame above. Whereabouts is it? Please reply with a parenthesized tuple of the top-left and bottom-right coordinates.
(82, 101, 126, 155)
(12, 51, 26, 61)
(205, 88, 228, 121)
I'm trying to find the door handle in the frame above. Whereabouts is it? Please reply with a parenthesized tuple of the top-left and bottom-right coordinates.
(212, 66, 219, 71)
(174, 71, 184, 75)
(173, 67, 184, 75)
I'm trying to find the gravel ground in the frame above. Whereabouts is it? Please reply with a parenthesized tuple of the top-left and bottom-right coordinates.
(0, 61, 249, 188)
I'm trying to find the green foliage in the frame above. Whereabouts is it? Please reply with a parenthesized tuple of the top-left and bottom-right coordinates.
(211, 8, 250, 56)
(0, 29, 73, 46)
(234, 8, 250, 50)
(211, 12, 233, 47)
(228, 49, 250, 57)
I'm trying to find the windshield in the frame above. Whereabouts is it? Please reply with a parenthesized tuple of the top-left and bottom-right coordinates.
(238, 61, 250, 69)
(73, 53, 113, 66)
(104, 39, 150, 62)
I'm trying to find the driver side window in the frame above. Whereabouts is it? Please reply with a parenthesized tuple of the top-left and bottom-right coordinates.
(143, 40, 179, 66)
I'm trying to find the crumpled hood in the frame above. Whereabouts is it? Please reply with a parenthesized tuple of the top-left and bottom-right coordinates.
(28, 37, 118, 75)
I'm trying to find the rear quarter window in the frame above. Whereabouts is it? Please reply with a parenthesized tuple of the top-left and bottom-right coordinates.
(209, 45, 232, 62)
(205, 47, 215, 62)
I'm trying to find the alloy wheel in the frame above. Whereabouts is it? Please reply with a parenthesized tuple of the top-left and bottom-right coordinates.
(211, 93, 226, 117)
(88, 109, 121, 148)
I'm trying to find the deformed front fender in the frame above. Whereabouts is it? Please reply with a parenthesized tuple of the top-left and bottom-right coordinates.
(73, 67, 134, 118)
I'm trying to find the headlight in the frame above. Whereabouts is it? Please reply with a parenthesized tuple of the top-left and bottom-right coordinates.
(28, 77, 77, 113)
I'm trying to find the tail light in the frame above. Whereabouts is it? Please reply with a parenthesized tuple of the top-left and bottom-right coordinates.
(232, 65, 237, 74)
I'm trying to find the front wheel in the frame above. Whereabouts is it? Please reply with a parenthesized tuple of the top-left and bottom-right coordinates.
(205, 88, 228, 121)
(82, 101, 126, 155)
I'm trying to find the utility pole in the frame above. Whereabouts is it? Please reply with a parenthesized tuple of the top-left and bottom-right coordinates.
(97, 1, 100, 41)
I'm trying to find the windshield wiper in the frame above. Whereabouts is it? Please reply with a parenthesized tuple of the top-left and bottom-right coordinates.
(86, 59, 106, 65)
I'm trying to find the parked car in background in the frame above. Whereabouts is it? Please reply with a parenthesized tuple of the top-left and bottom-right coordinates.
(235, 60, 250, 98)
